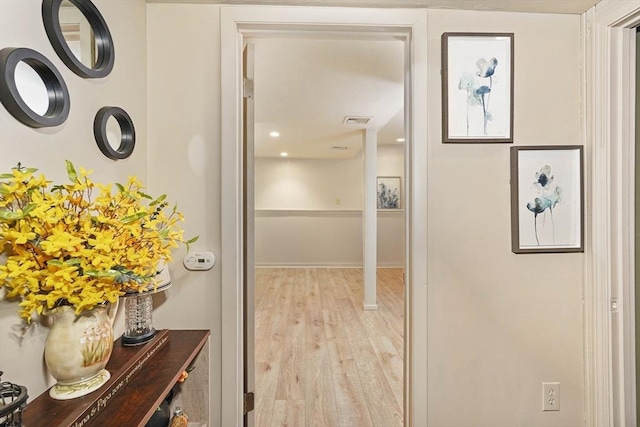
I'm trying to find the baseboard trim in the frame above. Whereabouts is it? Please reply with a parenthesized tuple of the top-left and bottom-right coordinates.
(255, 263, 404, 268)
(255, 263, 361, 269)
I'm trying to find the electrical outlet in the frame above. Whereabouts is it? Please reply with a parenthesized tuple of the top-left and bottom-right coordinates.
(542, 382, 560, 411)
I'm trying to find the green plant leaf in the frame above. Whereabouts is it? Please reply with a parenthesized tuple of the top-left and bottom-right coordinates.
(0, 173, 14, 179)
(149, 194, 167, 206)
(116, 183, 125, 192)
(85, 269, 121, 277)
(0, 209, 23, 220)
(120, 212, 147, 223)
(21, 203, 37, 217)
(47, 260, 64, 266)
(185, 235, 199, 252)
(65, 160, 77, 182)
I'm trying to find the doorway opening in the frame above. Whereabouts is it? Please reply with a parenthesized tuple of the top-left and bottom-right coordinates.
(250, 36, 406, 425)
(220, 8, 429, 426)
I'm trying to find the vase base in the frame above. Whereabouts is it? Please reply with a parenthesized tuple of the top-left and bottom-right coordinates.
(49, 369, 111, 400)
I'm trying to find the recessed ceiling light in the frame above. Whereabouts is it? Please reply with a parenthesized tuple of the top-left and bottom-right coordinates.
(270, 131, 280, 137)
(280, 152, 288, 157)
(396, 138, 405, 142)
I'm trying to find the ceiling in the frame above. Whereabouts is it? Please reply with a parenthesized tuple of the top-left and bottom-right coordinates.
(253, 38, 405, 159)
(149, 0, 601, 15)
(148, 0, 602, 159)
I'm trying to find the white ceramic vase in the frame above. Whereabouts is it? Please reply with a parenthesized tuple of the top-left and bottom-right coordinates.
(44, 302, 117, 400)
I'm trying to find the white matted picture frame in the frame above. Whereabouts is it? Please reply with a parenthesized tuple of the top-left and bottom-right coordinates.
(442, 32, 514, 143)
(377, 176, 401, 209)
(510, 145, 584, 254)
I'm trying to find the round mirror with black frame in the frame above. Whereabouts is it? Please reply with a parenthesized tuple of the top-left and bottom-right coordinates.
(94, 106, 135, 160)
(0, 47, 70, 128)
(42, 0, 114, 78)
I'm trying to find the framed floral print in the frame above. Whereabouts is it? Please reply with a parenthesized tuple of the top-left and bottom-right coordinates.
(510, 146, 584, 254)
(442, 32, 514, 143)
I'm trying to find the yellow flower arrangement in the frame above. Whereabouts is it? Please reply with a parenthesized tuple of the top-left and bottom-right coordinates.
(0, 161, 196, 321)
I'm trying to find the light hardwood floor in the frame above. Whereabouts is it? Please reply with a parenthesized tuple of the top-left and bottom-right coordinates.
(254, 268, 404, 427)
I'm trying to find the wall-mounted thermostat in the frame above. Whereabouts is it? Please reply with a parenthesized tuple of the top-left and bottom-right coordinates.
(183, 251, 216, 271)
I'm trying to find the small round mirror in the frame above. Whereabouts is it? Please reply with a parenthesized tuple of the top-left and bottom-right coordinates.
(42, 0, 114, 78)
(105, 115, 122, 151)
(58, 0, 96, 69)
(14, 61, 49, 116)
(94, 107, 135, 160)
(0, 47, 70, 128)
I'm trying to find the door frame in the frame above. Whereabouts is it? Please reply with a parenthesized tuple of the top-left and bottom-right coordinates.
(584, 1, 640, 425)
(220, 6, 429, 426)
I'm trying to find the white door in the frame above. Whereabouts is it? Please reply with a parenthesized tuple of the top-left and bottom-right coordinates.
(242, 42, 256, 427)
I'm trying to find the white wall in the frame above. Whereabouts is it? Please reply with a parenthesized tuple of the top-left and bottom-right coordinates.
(255, 144, 404, 210)
(254, 144, 404, 266)
(378, 143, 405, 190)
(0, 0, 148, 399)
(255, 155, 363, 210)
(426, 10, 583, 427)
(256, 210, 364, 266)
(146, 4, 222, 426)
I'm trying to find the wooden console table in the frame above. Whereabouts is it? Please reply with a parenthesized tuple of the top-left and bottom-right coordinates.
(23, 329, 210, 427)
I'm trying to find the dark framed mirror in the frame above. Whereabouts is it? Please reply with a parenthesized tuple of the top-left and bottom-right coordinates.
(0, 47, 70, 128)
(42, 0, 114, 78)
(94, 106, 135, 160)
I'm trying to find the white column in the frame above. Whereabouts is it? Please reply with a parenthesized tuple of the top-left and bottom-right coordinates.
(363, 129, 378, 310)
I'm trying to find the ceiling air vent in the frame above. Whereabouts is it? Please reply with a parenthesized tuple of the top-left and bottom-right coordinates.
(343, 116, 372, 125)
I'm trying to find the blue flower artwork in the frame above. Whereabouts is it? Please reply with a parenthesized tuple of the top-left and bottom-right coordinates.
(512, 146, 583, 253)
(458, 57, 499, 137)
(525, 165, 563, 245)
(443, 33, 513, 142)
(377, 177, 400, 209)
